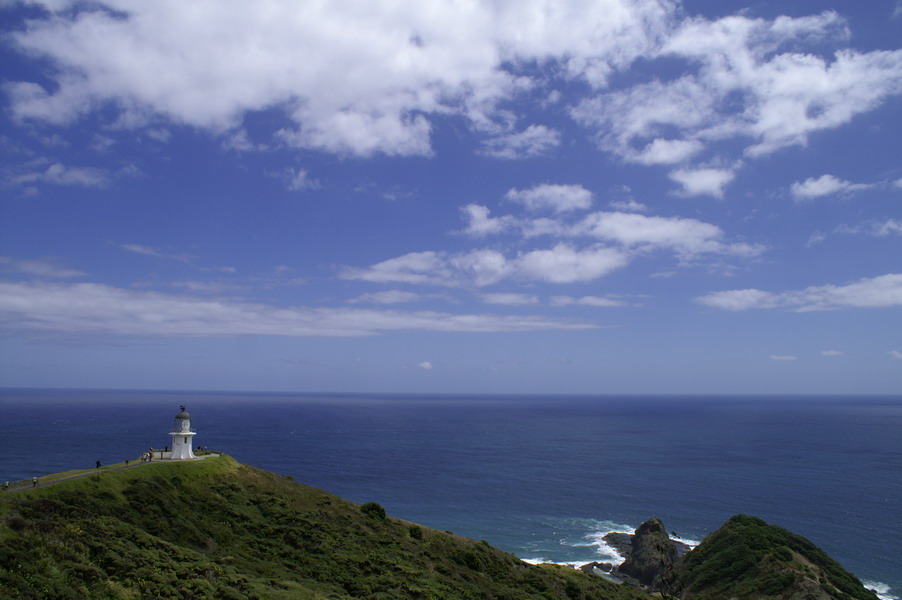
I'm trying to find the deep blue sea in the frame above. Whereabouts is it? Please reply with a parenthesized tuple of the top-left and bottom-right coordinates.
(1, 390, 900, 598)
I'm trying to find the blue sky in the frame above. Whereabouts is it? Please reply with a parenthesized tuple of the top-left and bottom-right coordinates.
(1, 0, 900, 394)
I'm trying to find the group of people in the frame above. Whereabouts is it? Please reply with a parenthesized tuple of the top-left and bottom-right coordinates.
(139, 446, 173, 462)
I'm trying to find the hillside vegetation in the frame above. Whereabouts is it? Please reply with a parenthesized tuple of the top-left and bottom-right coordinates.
(0, 455, 647, 600)
(676, 514, 878, 600)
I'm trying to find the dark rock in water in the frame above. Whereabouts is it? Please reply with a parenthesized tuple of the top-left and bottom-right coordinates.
(610, 517, 678, 592)
(578, 561, 613, 573)
(603, 531, 634, 558)
(603, 528, 691, 561)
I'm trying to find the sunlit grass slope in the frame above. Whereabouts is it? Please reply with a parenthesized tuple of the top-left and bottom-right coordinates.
(0, 455, 649, 600)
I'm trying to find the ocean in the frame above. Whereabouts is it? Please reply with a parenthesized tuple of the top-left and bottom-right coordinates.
(1, 390, 899, 598)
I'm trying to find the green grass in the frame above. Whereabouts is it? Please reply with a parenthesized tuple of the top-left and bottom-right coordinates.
(1, 455, 648, 600)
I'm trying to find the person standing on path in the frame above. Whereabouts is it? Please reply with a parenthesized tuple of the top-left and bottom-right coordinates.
(32, 476, 37, 487)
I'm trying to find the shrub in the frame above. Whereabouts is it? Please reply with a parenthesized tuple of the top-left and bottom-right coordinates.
(360, 502, 386, 521)
(408, 525, 423, 540)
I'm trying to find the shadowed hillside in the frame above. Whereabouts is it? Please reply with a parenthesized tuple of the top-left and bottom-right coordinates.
(676, 514, 878, 600)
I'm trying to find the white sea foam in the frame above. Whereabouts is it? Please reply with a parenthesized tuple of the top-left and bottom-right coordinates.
(671, 534, 702, 549)
(521, 557, 585, 568)
(581, 530, 627, 565)
(579, 522, 700, 565)
(863, 580, 899, 600)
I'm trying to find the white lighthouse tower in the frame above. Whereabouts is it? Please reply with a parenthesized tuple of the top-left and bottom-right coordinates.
(169, 405, 196, 460)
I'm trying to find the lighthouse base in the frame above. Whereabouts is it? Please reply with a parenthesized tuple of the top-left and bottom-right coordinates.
(169, 432, 196, 460)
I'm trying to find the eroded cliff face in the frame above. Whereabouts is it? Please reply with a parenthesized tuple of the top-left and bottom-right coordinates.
(610, 517, 680, 592)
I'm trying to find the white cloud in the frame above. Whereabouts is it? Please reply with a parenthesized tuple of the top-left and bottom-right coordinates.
(417, 361, 433, 370)
(575, 10, 902, 173)
(697, 273, 902, 311)
(450, 249, 512, 287)
(460, 204, 514, 237)
(607, 198, 648, 213)
(873, 219, 902, 236)
(9, 1, 900, 174)
(821, 350, 843, 356)
(573, 76, 714, 162)
(635, 138, 704, 165)
(353, 199, 764, 289)
(697, 288, 779, 311)
(889, 350, 902, 360)
(669, 167, 736, 198)
(481, 293, 539, 306)
(770, 355, 798, 361)
(0, 280, 597, 337)
(516, 244, 629, 283)
(344, 243, 629, 288)
(3, 0, 675, 157)
(505, 184, 593, 213)
(790, 174, 870, 200)
(481, 125, 560, 159)
(550, 295, 628, 307)
(520, 217, 571, 238)
(577, 211, 762, 258)
(341, 251, 454, 286)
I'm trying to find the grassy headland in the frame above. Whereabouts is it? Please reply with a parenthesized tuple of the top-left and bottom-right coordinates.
(1, 456, 879, 599)
(0, 455, 647, 599)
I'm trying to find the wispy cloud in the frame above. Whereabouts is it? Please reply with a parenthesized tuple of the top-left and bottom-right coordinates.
(835, 219, 902, 237)
(0, 281, 598, 338)
(697, 273, 902, 311)
(118, 244, 193, 263)
(550, 295, 629, 308)
(481, 125, 561, 159)
(770, 355, 798, 361)
(480, 293, 540, 306)
(349, 290, 428, 305)
(267, 166, 320, 191)
(0, 257, 86, 279)
(7, 162, 110, 189)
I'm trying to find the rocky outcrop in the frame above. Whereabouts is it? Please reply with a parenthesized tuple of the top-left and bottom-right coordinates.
(610, 517, 679, 592)
(578, 561, 613, 574)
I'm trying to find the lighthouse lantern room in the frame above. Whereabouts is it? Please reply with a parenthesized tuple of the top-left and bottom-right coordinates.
(169, 405, 197, 460)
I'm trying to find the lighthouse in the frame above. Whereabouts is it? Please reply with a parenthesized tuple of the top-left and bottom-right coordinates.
(169, 405, 197, 460)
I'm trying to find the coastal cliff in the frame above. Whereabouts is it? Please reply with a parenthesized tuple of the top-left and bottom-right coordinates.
(0, 456, 878, 599)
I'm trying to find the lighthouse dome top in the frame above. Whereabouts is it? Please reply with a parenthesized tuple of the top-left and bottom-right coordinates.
(175, 405, 191, 420)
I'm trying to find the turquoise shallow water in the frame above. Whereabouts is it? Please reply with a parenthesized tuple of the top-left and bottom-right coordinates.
(2, 390, 900, 597)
